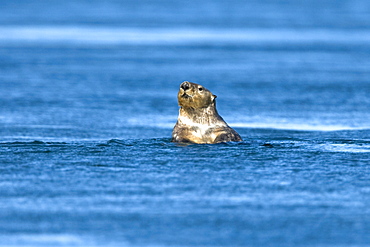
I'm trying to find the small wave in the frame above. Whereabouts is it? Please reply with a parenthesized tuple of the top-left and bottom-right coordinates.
(102, 138, 171, 147)
(0, 140, 67, 145)
(1, 26, 370, 45)
(106, 139, 127, 145)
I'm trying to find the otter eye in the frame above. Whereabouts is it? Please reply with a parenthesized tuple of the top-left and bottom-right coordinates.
(198, 87, 203, 92)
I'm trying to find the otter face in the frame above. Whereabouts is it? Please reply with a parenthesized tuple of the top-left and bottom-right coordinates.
(177, 81, 217, 109)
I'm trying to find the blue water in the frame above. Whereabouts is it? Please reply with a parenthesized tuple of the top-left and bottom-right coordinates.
(1, 0, 370, 246)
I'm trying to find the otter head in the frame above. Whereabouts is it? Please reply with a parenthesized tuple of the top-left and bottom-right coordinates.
(177, 81, 217, 109)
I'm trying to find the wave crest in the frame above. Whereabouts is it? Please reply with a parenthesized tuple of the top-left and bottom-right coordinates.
(1, 26, 370, 45)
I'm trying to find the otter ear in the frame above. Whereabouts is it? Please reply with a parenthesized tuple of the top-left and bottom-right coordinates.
(212, 94, 217, 101)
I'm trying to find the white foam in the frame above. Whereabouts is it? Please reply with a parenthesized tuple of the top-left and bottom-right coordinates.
(230, 122, 368, 131)
(0, 234, 133, 247)
(1, 26, 370, 45)
(125, 115, 369, 131)
(320, 144, 370, 153)
(0, 234, 84, 246)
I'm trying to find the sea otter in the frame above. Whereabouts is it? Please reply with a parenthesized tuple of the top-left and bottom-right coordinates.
(171, 81, 242, 144)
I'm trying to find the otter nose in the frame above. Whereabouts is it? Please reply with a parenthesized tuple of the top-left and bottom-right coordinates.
(181, 82, 190, 91)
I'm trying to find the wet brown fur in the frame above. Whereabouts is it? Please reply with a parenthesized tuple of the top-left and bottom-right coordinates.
(171, 81, 242, 144)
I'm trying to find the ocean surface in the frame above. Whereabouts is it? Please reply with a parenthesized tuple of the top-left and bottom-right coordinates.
(1, 0, 370, 246)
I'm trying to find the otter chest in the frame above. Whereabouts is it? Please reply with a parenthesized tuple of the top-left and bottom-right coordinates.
(174, 116, 224, 144)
